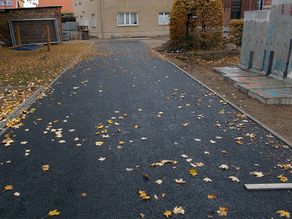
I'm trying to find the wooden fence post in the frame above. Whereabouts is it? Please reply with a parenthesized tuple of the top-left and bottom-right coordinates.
(16, 25, 21, 46)
(46, 25, 51, 51)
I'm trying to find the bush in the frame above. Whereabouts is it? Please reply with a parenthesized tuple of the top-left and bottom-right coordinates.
(229, 19, 243, 46)
(169, 0, 223, 50)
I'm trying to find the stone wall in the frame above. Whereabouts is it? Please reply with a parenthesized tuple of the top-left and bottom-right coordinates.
(0, 6, 62, 45)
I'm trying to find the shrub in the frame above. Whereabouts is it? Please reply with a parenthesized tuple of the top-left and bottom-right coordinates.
(229, 19, 243, 46)
(169, 0, 223, 50)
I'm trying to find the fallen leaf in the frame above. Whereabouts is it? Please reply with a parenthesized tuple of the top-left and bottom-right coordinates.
(143, 173, 150, 181)
(207, 194, 217, 199)
(155, 179, 163, 185)
(80, 192, 87, 197)
(48, 209, 61, 217)
(217, 207, 228, 216)
(203, 177, 212, 182)
(4, 185, 13, 191)
(20, 141, 28, 145)
(219, 164, 229, 170)
(154, 194, 159, 200)
(229, 176, 240, 182)
(235, 137, 244, 145)
(133, 124, 140, 129)
(14, 192, 20, 197)
(189, 168, 198, 176)
(164, 210, 172, 218)
(278, 175, 288, 183)
(42, 164, 50, 171)
(173, 206, 185, 215)
(118, 140, 125, 145)
(98, 157, 106, 161)
(126, 168, 134, 172)
(182, 123, 189, 127)
(95, 141, 104, 146)
(181, 154, 188, 158)
(151, 160, 177, 167)
(107, 120, 113, 125)
(175, 178, 186, 184)
(140, 213, 145, 219)
(138, 190, 151, 200)
(250, 171, 264, 178)
(276, 210, 290, 218)
(96, 124, 104, 129)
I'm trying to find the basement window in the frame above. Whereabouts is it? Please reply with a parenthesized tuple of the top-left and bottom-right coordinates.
(158, 12, 169, 25)
(117, 13, 138, 26)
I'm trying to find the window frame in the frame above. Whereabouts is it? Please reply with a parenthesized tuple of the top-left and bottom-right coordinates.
(158, 12, 170, 26)
(117, 12, 139, 27)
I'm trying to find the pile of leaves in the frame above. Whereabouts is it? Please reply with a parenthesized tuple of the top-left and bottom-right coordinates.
(0, 42, 96, 122)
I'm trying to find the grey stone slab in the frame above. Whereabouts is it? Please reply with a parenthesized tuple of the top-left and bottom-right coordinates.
(248, 88, 292, 105)
(213, 67, 259, 77)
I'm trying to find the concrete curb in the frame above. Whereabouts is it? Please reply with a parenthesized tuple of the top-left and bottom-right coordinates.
(0, 43, 94, 137)
(152, 49, 292, 147)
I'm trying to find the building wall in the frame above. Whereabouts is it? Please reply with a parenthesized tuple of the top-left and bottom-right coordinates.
(0, 7, 62, 45)
(75, 0, 173, 39)
(38, 0, 74, 13)
(0, 0, 17, 9)
(221, 0, 272, 26)
(240, 0, 292, 79)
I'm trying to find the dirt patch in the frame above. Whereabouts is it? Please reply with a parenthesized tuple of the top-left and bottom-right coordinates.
(158, 50, 292, 143)
(0, 41, 98, 122)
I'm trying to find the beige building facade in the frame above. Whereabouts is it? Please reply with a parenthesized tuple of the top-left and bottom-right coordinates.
(74, 0, 174, 39)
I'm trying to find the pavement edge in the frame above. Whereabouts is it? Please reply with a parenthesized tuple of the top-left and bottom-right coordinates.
(151, 49, 292, 147)
(0, 42, 94, 137)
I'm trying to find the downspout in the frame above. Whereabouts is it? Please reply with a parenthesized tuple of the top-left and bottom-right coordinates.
(99, 0, 104, 39)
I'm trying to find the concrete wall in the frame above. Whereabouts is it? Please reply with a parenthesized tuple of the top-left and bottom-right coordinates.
(240, 0, 292, 79)
(74, 0, 173, 39)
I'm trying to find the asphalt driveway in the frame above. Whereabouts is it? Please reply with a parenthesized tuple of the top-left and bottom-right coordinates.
(0, 40, 291, 219)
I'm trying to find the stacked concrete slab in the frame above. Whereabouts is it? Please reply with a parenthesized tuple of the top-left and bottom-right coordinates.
(240, 0, 292, 80)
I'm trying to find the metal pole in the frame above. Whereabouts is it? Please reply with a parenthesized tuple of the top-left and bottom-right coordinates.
(99, 0, 104, 39)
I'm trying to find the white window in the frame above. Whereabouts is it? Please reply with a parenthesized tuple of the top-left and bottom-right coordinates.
(158, 12, 169, 25)
(117, 13, 138, 26)
(91, 14, 96, 28)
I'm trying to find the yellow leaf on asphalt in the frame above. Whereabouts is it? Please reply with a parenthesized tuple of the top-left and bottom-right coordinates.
(189, 168, 198, 176)
(276, 210, 290, 218)
(95, 141, 104, 146)
(107, 120, 113, 125)
(4, 185, 13, 191)
(119, 140, 125, 145)
(48, 209, 61, 217)
(235, 137, 244, 145)
(278, 175, 288, 183)
(207, 194, 217, 199)
(250, 171, 264, 178)
(96, 124, 104, 129)
(134, 124, 140, 129)
(140, 213, 145, 219)
(217, 207, 228, 216)
(164, 210, 172, 218)
(173, 206, 185, 215)
(138, 190, 151, 200)
(42, 164, 50, 172)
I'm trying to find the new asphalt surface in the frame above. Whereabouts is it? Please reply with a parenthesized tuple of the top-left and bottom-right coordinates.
(0, 40, 291, 219)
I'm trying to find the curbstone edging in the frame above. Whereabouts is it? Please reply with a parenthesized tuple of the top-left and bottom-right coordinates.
(152, 49, 292, 147)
